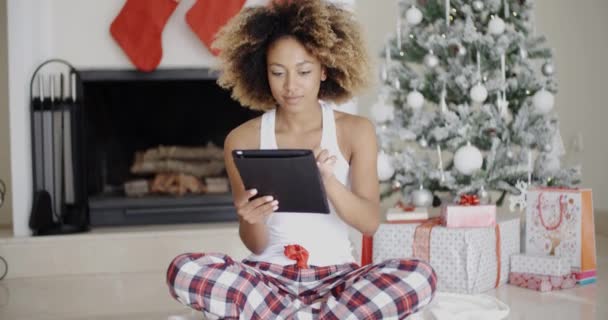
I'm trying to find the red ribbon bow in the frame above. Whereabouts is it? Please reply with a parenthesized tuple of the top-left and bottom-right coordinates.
(459, 194, 480, 206)
(284, 244, 309, 268)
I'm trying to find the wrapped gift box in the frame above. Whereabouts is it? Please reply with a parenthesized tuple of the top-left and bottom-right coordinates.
(441, 204, 496, 228)
(509, 272, 576, 292)
(510, 254, 570, 276)
(386, 207, 429, 222)
(575, 269, 597, 285)
(525, 188, 596, 279)
(363, 216, 520, 294)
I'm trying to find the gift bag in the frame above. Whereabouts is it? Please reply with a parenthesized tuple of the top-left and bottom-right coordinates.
(525, 188, 596, 278)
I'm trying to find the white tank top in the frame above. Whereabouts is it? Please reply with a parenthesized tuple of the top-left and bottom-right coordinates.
(245, 101, 355, 266)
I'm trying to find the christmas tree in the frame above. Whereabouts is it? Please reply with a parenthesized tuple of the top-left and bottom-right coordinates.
(372, 0, 580, 207)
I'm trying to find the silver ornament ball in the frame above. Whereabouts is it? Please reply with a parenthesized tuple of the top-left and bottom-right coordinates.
(543, 144, 553, 152)
(412, 187, 433, 208)
(542, 62, 555, 76)
(506, 149, 514, 158)
(477, 187, 492, 205)
(472, 1, 484, 12)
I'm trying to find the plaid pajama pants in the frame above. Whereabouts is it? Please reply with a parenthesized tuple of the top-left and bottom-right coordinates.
(166, 253, 436, 320)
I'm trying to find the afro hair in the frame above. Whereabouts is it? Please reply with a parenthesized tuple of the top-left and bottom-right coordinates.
(212, 0, 371, 111)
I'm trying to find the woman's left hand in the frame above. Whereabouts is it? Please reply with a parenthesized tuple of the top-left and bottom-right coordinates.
(315, 148, 337, 181)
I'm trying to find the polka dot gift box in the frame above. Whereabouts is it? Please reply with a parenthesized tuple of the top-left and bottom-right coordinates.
(509, 254, 576, 292)
(362, 216, 520, 294)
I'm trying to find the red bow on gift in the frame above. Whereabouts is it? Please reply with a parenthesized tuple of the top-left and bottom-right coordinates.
(459, 194, 480, 206)
(284, 244, 309, 268)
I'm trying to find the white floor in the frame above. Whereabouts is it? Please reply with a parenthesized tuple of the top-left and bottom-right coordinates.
(0, 233, 605, 319)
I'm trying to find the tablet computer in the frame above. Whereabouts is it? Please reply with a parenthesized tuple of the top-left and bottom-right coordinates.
(232, 149, 330, 214)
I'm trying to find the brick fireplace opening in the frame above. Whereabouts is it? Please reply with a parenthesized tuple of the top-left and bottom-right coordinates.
(79, 69, 260, 226)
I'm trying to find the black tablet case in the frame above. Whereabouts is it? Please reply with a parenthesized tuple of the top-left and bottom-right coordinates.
(232, 149, 330, 214)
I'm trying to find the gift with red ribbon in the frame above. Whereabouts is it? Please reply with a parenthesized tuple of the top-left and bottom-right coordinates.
(386, 200, 429, 222)
(441, 198, 497, 228)
(395, 200, 415, 211)
(362, 216, 520, 294)
(284, 244, 309, 268)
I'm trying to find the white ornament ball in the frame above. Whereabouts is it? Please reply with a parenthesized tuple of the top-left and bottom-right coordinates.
(533, 89, 555, 114)
(472, 1, 484, 12)
(405, 6, 423, 26)
(470, 83, 488, 103)
(424, 53, 439, 68)
(418, 138, 428, 148)
(407, 90, 425, 110)
(392, 180, 402, 189)
(377, 152, 395, 181)
(412, 187, 433, 208)
(454, 143, 484, 175)
(458, 45, 467, 56)
(370, 99, 395, 123)
(488, 17, 506, 35)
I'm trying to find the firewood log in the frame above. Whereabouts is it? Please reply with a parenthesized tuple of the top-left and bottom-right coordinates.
(151, 173, 207, 196)
(141, 142, 223, 161)
(131, 159, 225, 177)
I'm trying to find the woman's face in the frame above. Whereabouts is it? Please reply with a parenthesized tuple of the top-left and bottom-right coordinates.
(266, 36, 326, 111)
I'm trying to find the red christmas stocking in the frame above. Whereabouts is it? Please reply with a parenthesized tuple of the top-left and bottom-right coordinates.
(186, 0, 247, 56)
(110, 0, 179, 72)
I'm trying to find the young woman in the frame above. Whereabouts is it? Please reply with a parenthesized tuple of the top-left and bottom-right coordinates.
(167, 1, 436, 318)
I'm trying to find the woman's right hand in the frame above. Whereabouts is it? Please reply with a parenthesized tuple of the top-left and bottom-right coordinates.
(235, 189, 279, 224)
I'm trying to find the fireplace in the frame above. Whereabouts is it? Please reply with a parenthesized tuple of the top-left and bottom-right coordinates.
(79, 69, 260, 226)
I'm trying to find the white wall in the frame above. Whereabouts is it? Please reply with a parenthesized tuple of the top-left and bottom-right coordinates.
(534, 0, 608, 211)
(7, 0, 51, 236)
(49, 0, 217, 69)
(0, 0, 12, 226)
(355, 0, 608, 212)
